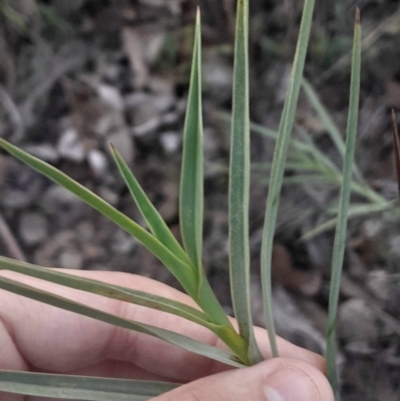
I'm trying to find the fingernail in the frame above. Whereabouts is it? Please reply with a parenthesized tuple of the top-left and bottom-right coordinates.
(264, 368, 320, 401)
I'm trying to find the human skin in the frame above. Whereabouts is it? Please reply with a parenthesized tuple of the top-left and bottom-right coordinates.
(0, 270, 334, 401)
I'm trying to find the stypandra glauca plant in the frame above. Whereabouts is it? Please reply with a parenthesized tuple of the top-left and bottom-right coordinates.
(0, 1, 363, 400)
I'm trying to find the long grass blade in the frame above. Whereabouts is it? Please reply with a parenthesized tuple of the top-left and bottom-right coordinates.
(326, 9, 362, 400)
(0, 139, 197, 297)
(260, 0, 316, 358)
(0, 370, 177, 401)
(228, 0, 262, 365)
(300, 201, 395, 241)
(0, 275, 243, 368)
(302, 78, 364, 182)
(302, 79, 346, 155)
(109, 144, 191, 266)
(175, 10, 237, 339)
(180, 9, 204, 270)
(0, 255, 218, 330)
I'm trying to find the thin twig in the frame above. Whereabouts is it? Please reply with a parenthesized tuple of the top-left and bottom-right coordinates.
(0, 213, 26, 262)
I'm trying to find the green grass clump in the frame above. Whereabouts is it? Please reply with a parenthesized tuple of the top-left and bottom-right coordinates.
(0, 1, 368, 400)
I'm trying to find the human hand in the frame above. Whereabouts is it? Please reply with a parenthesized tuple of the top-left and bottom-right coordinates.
(0, 270, 333, 401)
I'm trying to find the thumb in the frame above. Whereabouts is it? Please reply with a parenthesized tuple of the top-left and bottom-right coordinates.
(152, 357, 334, 401)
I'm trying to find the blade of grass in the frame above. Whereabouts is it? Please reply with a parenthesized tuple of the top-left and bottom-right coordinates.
(0, 255, 218, 330)
(0, 370, 177, 401)
(109, 144, 190, 265)
(226, 110, 388, 205)
(228, 0, 262, 365)
(177, 10, 237, 339)
(0, 275, 243, 368)
(326, 9, 362, 400)
(302, 78, 364, 182)
(261, 0, 316, 358)
(0, 255, 241, 347)
(302, 78, 346, 156)
(391, 109, 400, 202)
(0, 139, 197, 297)
(300, 201, 396, 241)
(258, 175, 335, 186)
(180, 9, 203, 270)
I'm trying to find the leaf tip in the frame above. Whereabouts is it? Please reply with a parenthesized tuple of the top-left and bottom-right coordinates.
(196, 6, 201, 23)
(108, 141, 116, 153)
(355, 7, 361, 25)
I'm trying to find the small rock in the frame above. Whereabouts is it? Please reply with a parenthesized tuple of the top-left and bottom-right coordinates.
(338, 299, 378, 344)
(270, 286, 326, 355)
(160, 112, 179, 126)
(75, 221, 95, 242)
(97, 186, 119, 206)
(58, 128, 85, 162)
(148, 76, 174, 96)
(19, 212, 48, 246)
(40, 186, 89, 229)
(98, 84, 124, 111)
(111, 229, 137, 254)
(59, 250, 83, 269)
(40, 186, 79, 215)
(87, 149, 108, 177)
(160, 132, 180, 153)
(203, 52, 233, 105)
(366, 270, 389, 302)
(364, 219, 384, 239)
(387, 276, 400, 319)
(23, 144, 59, 163)
(34, 230, 75, 267)
(2, 189, 32, 209)
(153, 95, 175, 114)
(389, 235, 400, 258)
(125, 93, 160, 137)
(1, 163, 43, 209)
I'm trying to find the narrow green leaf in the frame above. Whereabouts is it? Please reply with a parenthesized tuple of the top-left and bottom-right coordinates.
(177, 10, 237, 346)
(0, 256, 242, 349)
(300, 201, 396, 241)
(0, 370, 177, 400)
(259, 175, 334, 186)
(302, 79, 346, 155)
(109, 144, 191, 265)
(229, 0, 262, 365)
(0, 275, 243, 368)
(0, 255, 217, 330)
(261, 0, 316, 358)
(326, 9, 362, 400)
(180, 9, 204, 270)
(0, 139, 197, 297)
(302, 78, 364, 182)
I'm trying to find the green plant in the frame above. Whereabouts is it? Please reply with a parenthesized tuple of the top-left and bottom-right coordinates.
(0, 0, 366, 399)
(246, 78, 397, 240)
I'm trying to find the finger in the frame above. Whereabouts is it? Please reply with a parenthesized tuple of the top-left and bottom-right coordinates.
(0, 270, 323, 380)
(151, 358, 334, 401)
